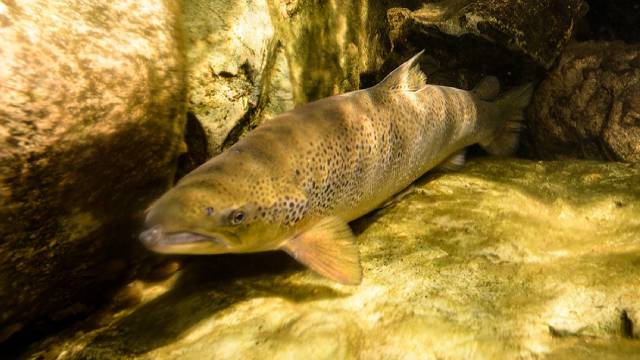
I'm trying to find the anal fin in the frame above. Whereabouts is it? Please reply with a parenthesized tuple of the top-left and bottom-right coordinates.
(281, 217, 362, 285)
(435, 149, 466, 172)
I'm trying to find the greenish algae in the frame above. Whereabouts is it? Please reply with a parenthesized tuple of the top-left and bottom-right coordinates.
(27, 159, 640, 359)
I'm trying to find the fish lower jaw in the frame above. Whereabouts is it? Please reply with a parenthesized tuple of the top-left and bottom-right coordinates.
(139, 227, 232, 255)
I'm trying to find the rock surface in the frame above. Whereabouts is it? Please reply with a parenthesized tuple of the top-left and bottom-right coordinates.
(0, 0, 185, 342)
(182, 0, 590, 167)
(26, 159, 640, 359)
(386, 0, 586, 82)
(526, 41, 640, 163)
(183, 0, 389, 158)
(183, 0, 283, 158)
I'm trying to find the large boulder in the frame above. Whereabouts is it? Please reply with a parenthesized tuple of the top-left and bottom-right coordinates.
(525, 41, 640, 162)
(182, 0, 389, 159)
(384, 0, 587, 88)
(25, 159, 640, 359)
(183, 0, 591, 160)
(0, 0, 185, 343)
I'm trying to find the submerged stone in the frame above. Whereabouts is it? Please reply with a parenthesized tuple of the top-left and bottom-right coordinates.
(0, 0, 185, 344)
(182, 0, 388, 159)
(389, 0, 587, 69)
(526, 41, 640, 163)
(26, 159, 640, 359)
(384, 0, 586, 91)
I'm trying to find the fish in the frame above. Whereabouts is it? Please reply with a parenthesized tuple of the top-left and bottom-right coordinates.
(139, 51, 533, 285)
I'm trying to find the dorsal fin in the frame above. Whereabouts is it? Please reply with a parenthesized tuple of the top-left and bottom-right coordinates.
(376, 50, 427, 91)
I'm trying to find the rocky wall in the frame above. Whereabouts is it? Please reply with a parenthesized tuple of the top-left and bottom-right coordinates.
(0, 0, 185, 345)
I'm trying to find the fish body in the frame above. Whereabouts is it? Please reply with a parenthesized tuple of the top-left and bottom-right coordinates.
(140, 52, 533, 284)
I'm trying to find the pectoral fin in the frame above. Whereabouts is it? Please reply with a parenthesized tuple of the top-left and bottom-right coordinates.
(281, 217, 362, 285)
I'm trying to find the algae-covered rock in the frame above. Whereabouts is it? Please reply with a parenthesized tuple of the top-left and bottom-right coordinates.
(182, 0, 388, 157)
(394, 0, 586, 67)
(385, 0, 586, 88)
(526, 41, 640, 163)
(27, 159, 640, 359)
(0, 0, 184, 342)
(183, 0, 283, 157)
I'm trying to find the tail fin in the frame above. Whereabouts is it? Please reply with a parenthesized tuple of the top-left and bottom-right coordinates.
(480, 83, 535, 156)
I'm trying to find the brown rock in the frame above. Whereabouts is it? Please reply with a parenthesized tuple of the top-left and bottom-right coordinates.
(0, 0, 185, 341)
(180, 0, 390, 161)
(22, 159, 640, 359)
(526, 41, 640, 162)
(384, 0, 586, 89)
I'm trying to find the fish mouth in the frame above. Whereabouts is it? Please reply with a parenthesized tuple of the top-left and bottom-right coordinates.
(139, 226, 232, 255)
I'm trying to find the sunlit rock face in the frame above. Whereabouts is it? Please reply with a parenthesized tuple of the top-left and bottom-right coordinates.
(182, 0, 389, 160)
(27, 159, 640, 359)
(526, 41, 640, 163)
(0, 0, 184, 342)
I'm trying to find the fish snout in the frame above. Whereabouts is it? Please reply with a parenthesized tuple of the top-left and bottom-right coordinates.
(139, 226, 164, 250)
(139, 226, 234, 255)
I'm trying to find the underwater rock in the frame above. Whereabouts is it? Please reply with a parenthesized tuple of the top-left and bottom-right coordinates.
(26, 159, 640, 359)
(0, 0, 184, 343)
(385, 0, 586, 88)
(183, 0, 283, 157)
(526, 41, 640, 162)
(182, 0, 388, 158)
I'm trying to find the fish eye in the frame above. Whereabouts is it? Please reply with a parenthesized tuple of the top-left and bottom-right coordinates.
(229, 210, 245, 225)
(205, 207, 214, 216)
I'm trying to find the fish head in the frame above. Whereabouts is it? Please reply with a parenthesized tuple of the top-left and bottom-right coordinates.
(139, 176, 289, 255)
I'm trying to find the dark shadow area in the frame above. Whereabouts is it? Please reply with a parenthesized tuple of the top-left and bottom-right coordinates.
(350, 210, 387, 236)
(1, 119, 182, 358)
(378, 29, 544, 91)
(2, 314, 90, 360)
(175, 112, 209, 180)
(70, 251, 349, 356)
(575, 0, 640, 43)
(621, 310, 634, 339)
